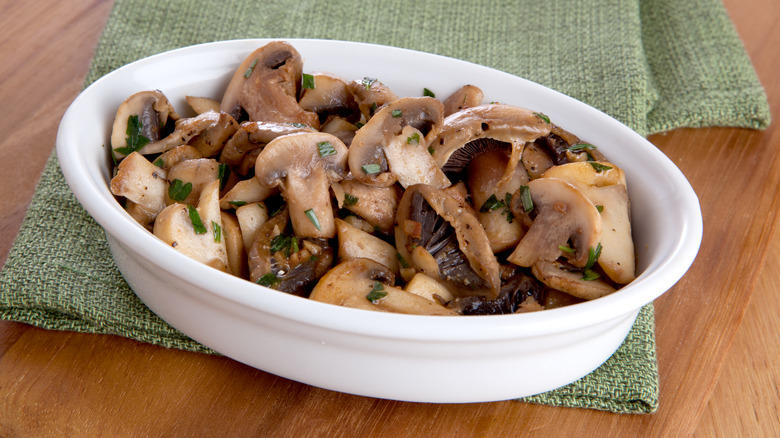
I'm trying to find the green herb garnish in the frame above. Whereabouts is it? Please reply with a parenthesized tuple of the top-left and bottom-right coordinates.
(362, 77, 377, 90)
(558, 244, 575, 253)
(519, 185, 533, 212)
(584, 243, 603, 270)
(596, 205, 604, 213)
(534, 112, 551, 124)
(480, 194, 505, 213)
(212, 221, 222, 243)
(218, 163, 229, 190)
(153, 158, 165, 168)
(305, 208, 321, 230)
(290, 236, 299, 254)
(243, 58, 257, 78)
(502, 193, 515, 223)
(423, 88, 435, 97)
(257, 272, 280, 287)
(396, 252, 409, 269)
(317, 141, 336, 157)
(289, 122, 308, 128)
(391, 109, 402, 118)
(302, 73, 315, 89)
(114, 115, 151, 156)
(589, 162, 613, 173)
(168, 179, 192, 202)
(407, 132, 420, 144)
(355, 121, 365, 129)
(568, 143, 595, 152)
(362, 163, 381, 175)
(228, 200, 247, 207)
(187, 205, 207, 234)
(270, 234, 291, 255)
(582, 269, 601, 281)
(369, 102, 378, 116)
(344, 193, 359, 206)
(366, 281, 387, 303)
(428, 146, 435, 155)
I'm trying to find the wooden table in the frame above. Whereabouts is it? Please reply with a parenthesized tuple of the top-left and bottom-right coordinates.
(1, 0, 778, 436)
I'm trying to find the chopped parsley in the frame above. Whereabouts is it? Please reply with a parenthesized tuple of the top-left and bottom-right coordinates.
(582, 243, 603, 281)
(270, 233, 292, 255)
(362, 77, 377, 90)
(243, 58, 258, 78)
(228, 200, 247, 207)
(519, 185, 533, 212)
(187, 205, 207, 234)
(317, 141, 336, 157)
(114, 115, 151, 156)
(343, 193, 359, 206)
(355, 121, 365, 129)
(153, 158, 165, 168)
(534, 112, 551, 124)
(362, 163, 381, 175)
(423, 88, 435, 97)
(428, 146, 435, 155)
(366, 281, 387, 303)
(391, 109, 402, 118)
(168, 179, 192, 202)
(257, 272, 280, 287)
(396, 252, 410, 269)
(596, 204, 604, 213)
(568, 143, 595, 152)
(589, 162, 613, 173)
(582, 269, 601, 281)
(302, 73, 315, 89)
(305, 208, 321, 230)
(480, 194, 505, 213)
(558, 244, 575, 253)
(406, 132, 420, 144)
(218, 163, 229, 190)
(212, 221, 222, 243)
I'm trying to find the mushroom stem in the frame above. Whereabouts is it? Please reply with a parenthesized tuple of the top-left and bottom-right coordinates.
(282, 166, 335, 238)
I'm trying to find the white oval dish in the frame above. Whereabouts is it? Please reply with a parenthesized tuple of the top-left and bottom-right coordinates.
(56, 39, 702, 403)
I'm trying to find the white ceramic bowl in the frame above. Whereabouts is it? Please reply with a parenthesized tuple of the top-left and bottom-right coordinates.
(56, 39, 702, 403)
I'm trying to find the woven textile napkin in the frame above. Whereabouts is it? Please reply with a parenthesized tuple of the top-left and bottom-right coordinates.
(0, 0, 770, 414)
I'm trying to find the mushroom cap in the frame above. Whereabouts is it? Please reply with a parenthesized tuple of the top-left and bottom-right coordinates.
(348, 97, 444, 187)
(220, 41, 319, 129)
(254, 132, 348, 238)
(347, 77, 399, 121)
(309, 259, 455, 315)
(298, 72, 360, 122)
(431, 104, 551, 185)
(111, 90, 179, 158)
(395, 184, 500, 299)
(220, 120, 316, 172)
(541, 161, 635, 283)
(441, 84, 484, 117)
(507, 177, 602, 268)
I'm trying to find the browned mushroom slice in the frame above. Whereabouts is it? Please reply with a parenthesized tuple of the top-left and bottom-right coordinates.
(349, 97, 447, 189)
(442, 84, 484, 117)
(248, 207, 334, 297)
(254, 132, 348, 239)
(110, 152, 168, 226)
(298, 72, 360, 122)
(531, 260, 616, 300)
(347, 77, 399, 121)
(133, 110, 237, 156)
(309, 259, 455, 315)
(185, 95, 221, 114)
(220, 41, 319, 128)
(395, 184, 500, 299)
(331, 178, 399, 234)
(111, 90, 179, 159)
(431, 104, 551, 187)
(466, 141, 530, 253)
(219, 121, 316, 174)
(186, 111, 239, 157)
(154, 145, 202, 171)
(335, 218, 399, 275)
(507, 177, 602, 269)
(532, 125, 608, 166)
(450, 267, 546, 315)
(320, 115, 359, 147)
(164, 158, 220, 206)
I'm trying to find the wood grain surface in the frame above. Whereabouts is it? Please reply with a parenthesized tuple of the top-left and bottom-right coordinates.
(0, 0, 778, 436)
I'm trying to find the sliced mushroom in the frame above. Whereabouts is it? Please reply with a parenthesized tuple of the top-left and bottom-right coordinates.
(309, 259, 455, 315)
(349, 97, 446, 188)
(235, 202, 269, 250)
(220, 211, 248, 279)
(154, 145, 202, 171)
(186, 111, 239, 157)
(111, 90, 179, 159)
(431, 104, 551, 186)
(185, 95, 221, 114)
(298, 72, 360, 122)
(442, 84, 483, 117)
(466, 142, 529, 253)
(531, 260, 616, 300)
(219, 177, 278, 210)
(133, 110, 237, 156)
(335, 218, 399, 275)
(521, 142, 555, 179)
(347, 77, 399, 121)
(541, 161, 635, 283)
(254, 132, 348, 238)
(248, 207, 334, 296)
(219, 121, 316, 174)
(507, 177, 601, 268)
(395, 184, 500, 299)
(320, 115, 359, 147)
(331, 178, 399, 234)
(404, 273, 455, 304)
(153, 180, 228, 272)
(110, 152, 168, 223)
(164, 158, 220, 206)
(450, 267, 546, 315)
(220, 41, 319, 128)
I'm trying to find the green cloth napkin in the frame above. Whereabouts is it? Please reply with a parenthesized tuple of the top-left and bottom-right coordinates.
(0, 0, 770, 414)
